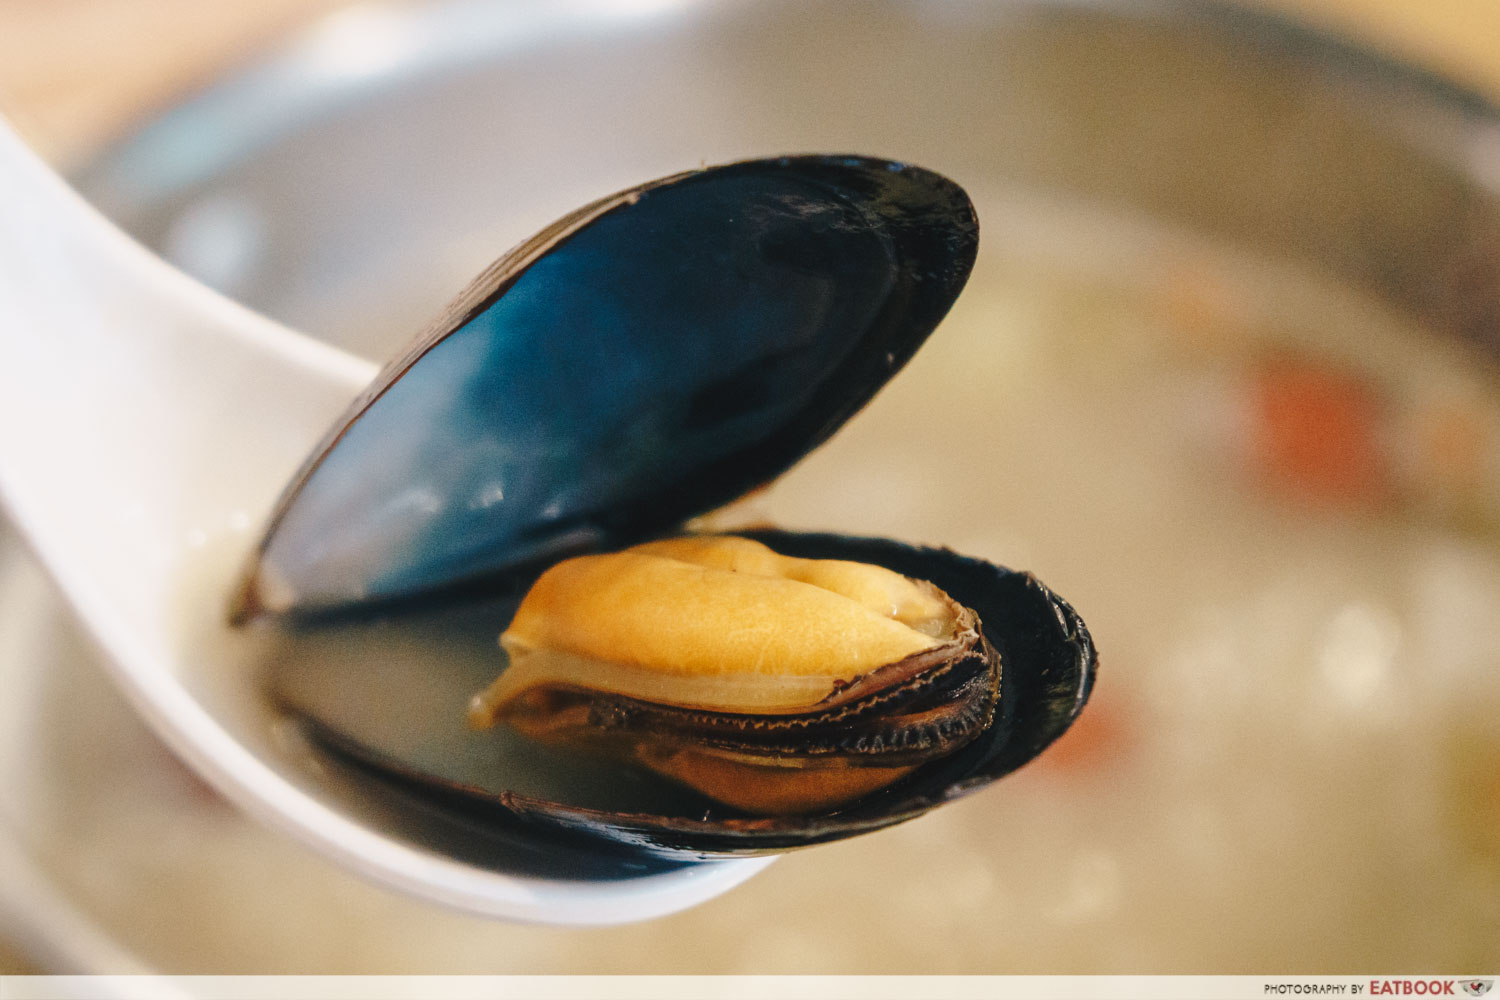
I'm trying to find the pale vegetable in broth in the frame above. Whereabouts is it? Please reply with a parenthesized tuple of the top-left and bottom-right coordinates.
(10, 190, 1500, 970)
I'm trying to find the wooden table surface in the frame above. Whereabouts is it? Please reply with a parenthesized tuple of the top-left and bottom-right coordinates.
(0, 0, 1497, 976)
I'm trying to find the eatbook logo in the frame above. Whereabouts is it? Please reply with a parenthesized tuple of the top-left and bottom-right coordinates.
(1462, 982, 1493, 997)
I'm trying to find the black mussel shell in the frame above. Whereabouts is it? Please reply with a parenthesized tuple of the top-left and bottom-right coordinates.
(282, 531, 1096, 860)
(241, 155, 1095, 860)
(233, 155, 978, 619)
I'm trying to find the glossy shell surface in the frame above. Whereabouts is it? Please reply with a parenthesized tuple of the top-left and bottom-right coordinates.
(236, 156, 978, 617)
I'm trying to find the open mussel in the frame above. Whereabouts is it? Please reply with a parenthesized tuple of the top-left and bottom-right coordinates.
(233, 155, 1096, 859)
(480, 528, 1093, 856)
(468, 534, 1001, 815)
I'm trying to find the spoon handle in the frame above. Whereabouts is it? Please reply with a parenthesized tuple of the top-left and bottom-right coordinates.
(0, 114, 374, 667)
(0, 117, 775, 924)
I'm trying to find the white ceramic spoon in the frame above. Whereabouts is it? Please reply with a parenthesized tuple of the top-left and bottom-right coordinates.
(0, 118, 771, 924)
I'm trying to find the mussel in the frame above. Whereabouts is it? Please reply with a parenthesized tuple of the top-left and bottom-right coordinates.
(233, 155, 1096, 859)
(467, 534, 1001, 815)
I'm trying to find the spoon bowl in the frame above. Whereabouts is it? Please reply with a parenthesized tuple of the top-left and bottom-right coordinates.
(0, 118, 772, 923)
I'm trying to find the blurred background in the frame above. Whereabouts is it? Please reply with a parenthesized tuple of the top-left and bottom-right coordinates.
(6, 0, 1500, 166)
(2, 0, 1500, 978)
